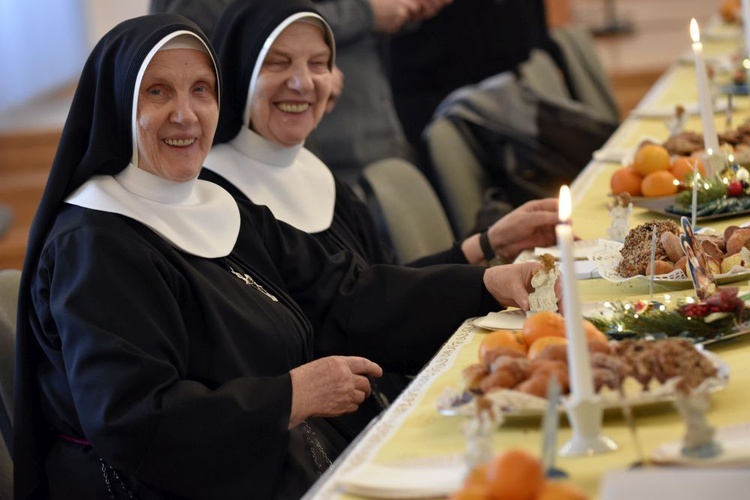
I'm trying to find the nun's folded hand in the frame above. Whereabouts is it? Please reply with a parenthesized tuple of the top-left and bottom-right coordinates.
(288, 356, 383, 428)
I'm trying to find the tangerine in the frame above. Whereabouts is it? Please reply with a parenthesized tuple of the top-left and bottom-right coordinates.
(527, 336, 568, 360)
(670, 156, 705, 182)
(449, 484, 491, 500)
(641, 170, 678, 197)
(610, 167, 643, 196)
(633, 144, 671, 177)
(536, 480, 589, 500)
(521, 310, 566, 347)
(485, 448, 545, 500)
(582, 319, 608, 345)
(478, 330, 526, 362)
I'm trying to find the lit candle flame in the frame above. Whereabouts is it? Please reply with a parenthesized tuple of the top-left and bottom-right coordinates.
(690, 18, 700, 44)
(559, 185, 571, 222)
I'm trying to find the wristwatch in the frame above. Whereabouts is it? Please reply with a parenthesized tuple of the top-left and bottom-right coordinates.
(479, 230, 506, 267)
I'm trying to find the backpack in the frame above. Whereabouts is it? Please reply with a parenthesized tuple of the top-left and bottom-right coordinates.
(434, 71, 617, 210)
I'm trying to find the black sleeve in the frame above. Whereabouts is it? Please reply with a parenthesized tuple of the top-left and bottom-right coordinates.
(34, 225, 292, 499)
(237, 201, 497, 373)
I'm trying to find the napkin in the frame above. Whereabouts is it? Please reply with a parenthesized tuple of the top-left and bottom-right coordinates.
(337, 457, 466, 498)
(601, 468, 750, 500)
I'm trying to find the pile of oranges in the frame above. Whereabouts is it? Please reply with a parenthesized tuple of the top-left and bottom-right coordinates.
(609, 144, 706, 198)
(450, 448, 588, 500)
(477, 311, 608, 363)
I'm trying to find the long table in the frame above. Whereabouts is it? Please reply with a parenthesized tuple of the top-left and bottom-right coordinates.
(305, 29, 750, 500)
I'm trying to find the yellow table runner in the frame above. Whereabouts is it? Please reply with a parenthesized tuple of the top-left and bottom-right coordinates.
(309, 32, 750, 500)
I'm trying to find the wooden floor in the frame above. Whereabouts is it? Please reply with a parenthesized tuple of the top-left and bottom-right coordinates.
(0, 0, 728, 270)
(573, 0, 717, 117)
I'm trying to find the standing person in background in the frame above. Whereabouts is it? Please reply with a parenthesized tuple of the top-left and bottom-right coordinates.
(306, 0, 451, 184)
(388, 0, 550, 149)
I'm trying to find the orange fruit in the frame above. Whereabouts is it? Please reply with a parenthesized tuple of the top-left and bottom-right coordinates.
(610, 167, 643, 196)
(478, 330, 527, 361)
(720, 0, 741, 22)
(449, 484, 491, 500)
(485, 448, 545, 500)
(583, 319, 608, 344)
(463, 464, 489, 489)
(527, 336, 568, 360)
(521, 310, 566, 347)
(536, 480, 589, 500)
(633, 144, 671, 177)
(670, 156, 705, 182)
(641, 170, 678, 197)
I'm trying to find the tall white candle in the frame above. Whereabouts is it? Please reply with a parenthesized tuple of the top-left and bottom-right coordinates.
(691, 164, 699, 230)
(742, 0, 750, 57)
(691, 18, 720, 153)
(556, 186, 594, 402)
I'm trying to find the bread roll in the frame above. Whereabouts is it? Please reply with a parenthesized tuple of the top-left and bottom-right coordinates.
(700, 238, 724, 263)
(647, 259, 674, 275)
(660, 231, 683, 262)
(726, 228, 750, 255)
(461, 364, 489, 393)
(514, 372, 550, 398)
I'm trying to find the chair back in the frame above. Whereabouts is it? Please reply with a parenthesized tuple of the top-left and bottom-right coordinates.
(423, 117, 492, 238)
(0, 269, 20, 500)
(518, 48, 571, 103)
(361, 158, 455, 264)
(550, 26, 620, 124)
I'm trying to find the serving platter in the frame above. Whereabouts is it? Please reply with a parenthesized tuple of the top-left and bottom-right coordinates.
(590, 239, 750, 286)
(630, 195, 750, 222)
(436, 350, 729, 418)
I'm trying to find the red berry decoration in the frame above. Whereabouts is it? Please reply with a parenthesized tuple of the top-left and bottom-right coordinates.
(727, 180, 743, 197)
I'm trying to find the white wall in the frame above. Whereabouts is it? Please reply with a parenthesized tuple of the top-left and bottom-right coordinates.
(0, 0, 149, 112)
(83, 0, 150, 49)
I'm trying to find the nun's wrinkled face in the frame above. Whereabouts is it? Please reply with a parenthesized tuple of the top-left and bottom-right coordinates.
(249, 21, 332, 146)
(137, 48, 218, 181)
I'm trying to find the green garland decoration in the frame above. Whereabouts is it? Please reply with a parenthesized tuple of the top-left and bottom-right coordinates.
(585, 299, 750, 344)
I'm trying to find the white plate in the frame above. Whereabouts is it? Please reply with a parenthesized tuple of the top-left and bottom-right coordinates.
(336, 455, 466, 499)
(590, 239, 750, 286)
(631, 97, 733, 119)
(651, 422, 750, 467)
(437, 350, 729, 418)
(593, 147, 630, 163)
(472, 309, 528, 330)
(703, 17, 742, 41)
(533, 238, 602, 260)
(473, 302, 610, 331)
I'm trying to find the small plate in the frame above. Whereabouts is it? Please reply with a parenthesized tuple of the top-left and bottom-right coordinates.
(472, 309, 527, 330)
(533, 238, 602, 260)
(593, 147, 630, 163)
(702, 18, 742, 41)
(631, 98, 733, 119)
(336, 455, 466, 499)
(473, 303, 610, 331)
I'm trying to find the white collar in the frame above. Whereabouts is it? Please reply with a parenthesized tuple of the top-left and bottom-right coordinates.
(65, 163, 240, 258)
(204, 127, 335, 233)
